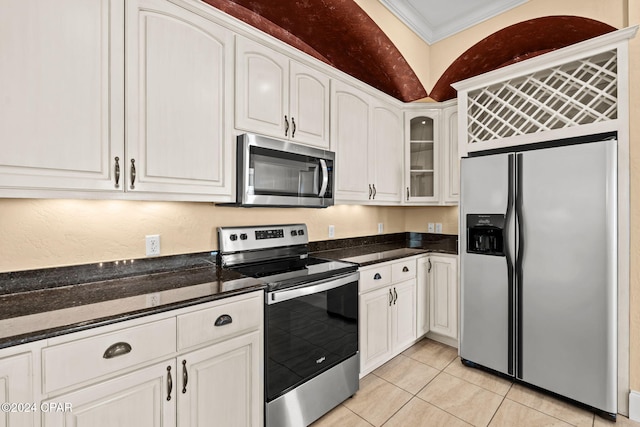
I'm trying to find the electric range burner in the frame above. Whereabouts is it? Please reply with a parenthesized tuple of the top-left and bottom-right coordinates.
(217, 224, 357, 291)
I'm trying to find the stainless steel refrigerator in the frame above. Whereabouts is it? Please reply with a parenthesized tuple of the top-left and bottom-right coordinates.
(459, 138, 617, 416)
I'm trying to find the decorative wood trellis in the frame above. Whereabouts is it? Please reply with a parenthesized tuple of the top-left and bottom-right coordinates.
(465, 50, 618, 144)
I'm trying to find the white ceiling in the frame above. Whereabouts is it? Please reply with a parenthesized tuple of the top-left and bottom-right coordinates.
(379, 0, 529, 44)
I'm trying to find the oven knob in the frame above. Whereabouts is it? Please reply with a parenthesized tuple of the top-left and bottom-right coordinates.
(240, 233, 248, 240)
(298, 229, 305, 236)
(291, 230, 297, 236)
(229, 234, 238, 241)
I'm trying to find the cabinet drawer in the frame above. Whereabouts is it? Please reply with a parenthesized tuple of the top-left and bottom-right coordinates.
(392, 259, 416, 282)
(177, 293, 262, 351)
(42, 318, 176, 394)
(360, 264, 392, 293)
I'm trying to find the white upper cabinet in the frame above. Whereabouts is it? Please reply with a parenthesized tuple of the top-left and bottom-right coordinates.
(235, 36, 330, 148)
(403, 101, 458, 205)
(0, 0, 124, 193)
(126, 0, 233, 198)
(332, 81, 403, 204)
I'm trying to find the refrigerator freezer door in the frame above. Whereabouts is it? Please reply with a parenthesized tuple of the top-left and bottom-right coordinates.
(518, 140, 617, 413)
(460, 153, 515, 376)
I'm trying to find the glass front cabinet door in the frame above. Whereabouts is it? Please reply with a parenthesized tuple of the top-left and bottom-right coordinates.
(405, 111, 440, 203)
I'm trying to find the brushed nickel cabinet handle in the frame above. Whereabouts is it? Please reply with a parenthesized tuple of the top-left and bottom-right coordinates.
(369, 184, 372, 200)
(284, 115, 290, 136)
(389, 289, 393, 306)
(103, 342, 132, 359)
(167, 366, 172, 401)
(130, 159, 136, 190)
(114, 157, 120, 189)
(182, 360, 188, 394)
(393, 287, 398, 305)
(291, 117, 296, 138)
(402, 266, 409, 272)
(372, 184, 377, 199)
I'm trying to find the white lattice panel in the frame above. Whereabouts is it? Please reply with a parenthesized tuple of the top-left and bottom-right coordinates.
(466, 50, 618, 143)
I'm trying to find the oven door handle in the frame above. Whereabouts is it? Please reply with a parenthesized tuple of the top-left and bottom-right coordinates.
(266, 272, 359, 305)
(318, 159, 329, 198)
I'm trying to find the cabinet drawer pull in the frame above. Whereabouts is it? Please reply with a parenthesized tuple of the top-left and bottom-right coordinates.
(103, 342, 132, 359)
(291, 117, 296, 138)
(402, 266, 409, 272)
(214, 314, 233, 327)
(284, 115, 290, 136)
(130, 158, 136, 190)
(182, 360, 188, 394)
(389, 289, 393, 306)
(114, 157, 120, 189)
(373, 273, 382, 280)
(372, 184, 377, 199)
(368, 184, 372, 200)
(166, 366, 172, 401)
(393, 288, 398, 305)
(428, 259, 432, 273)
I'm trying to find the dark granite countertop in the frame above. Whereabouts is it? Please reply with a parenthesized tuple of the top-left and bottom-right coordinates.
(310, 232, 458, 266)
(0, 252, 265, 349)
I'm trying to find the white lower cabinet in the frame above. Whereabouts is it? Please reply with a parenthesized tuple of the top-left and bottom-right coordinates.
(359, 259, 417, 376)
(6, 291, 263, 427)
(417, 254, 458, 344)
(42, 360, 176, 427)
(177, 331, 261, 427)
(0, 351, 35, 427)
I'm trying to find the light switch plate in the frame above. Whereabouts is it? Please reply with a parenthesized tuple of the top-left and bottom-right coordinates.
(428, 223, 435, 233)
(328, 225, 335, 238)
(435, 223, 443, 233)
(378, 223, 384, 234)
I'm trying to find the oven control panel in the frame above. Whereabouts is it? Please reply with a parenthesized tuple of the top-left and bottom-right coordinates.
(218, 224, 308, 253)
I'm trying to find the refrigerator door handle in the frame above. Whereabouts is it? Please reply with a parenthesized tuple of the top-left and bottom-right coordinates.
(504, 153, 516, 376)
(515, 152, 525, 378)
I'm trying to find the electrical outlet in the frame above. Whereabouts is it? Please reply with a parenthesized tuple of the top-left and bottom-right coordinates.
(145, 235, 160, 256)
(146, 292, 161, 307)
(428, 223, 435, 233)
(377, 223, 384, 234)
(328, 225, 335, 238)
(435, 223, 443, 233)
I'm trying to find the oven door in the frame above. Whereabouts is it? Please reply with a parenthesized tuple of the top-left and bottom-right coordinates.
(237, 133, 334, 207)
(265, 272, 359, 403)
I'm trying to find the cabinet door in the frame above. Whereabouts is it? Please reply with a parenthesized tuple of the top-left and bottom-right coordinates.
(442, 105, 459, 204)
(178, 331, 262, 427)
(359, 287, 393, 374)
(43, 360, 176, 427)
(289, 61, 330, 148)
(0, 353, 34, 427)
(391, 279, 417, 351)
(332, 81, 370, 202)
(370, 99, 403, 203)
(416, 257, 431, 337)
(404, 110, 440, 204)
(0, 0, 124, 193)
(235, 36, 289, 139)
(126, 0, 232, 197)
(429, 256, 458, 339)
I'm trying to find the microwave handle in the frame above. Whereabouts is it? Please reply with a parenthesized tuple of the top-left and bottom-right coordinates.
(318, 159, 329, 197)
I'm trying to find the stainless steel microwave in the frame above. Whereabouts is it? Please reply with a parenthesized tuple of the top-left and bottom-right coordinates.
(232, 133, 335, 208)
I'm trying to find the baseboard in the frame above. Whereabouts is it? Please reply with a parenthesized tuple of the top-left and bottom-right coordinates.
(630, 390, 640, 422)
(425, 331, 458, 349)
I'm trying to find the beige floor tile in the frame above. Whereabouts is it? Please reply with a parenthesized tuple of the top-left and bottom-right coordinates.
(311, 404, 373, 427)
(373, 354, 439, 394)
(417, 372, 504, 426)
(343, 374, 412, 427)
(594, 414, 640, 427)
(489, 399, 574, 427)
(383, 397, 472, 427)
(444, 357, 513, 396)
(402, 338, 458, 370)
(506, 384, 594, 427)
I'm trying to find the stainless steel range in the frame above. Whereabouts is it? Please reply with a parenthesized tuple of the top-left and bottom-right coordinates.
(218, 224, 360, 427)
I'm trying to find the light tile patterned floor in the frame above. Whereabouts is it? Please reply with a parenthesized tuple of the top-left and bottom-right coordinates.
(311, 338, 640, 427)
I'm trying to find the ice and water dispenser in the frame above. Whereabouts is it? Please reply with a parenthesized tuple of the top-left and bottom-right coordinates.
(466, 214, 505, 256)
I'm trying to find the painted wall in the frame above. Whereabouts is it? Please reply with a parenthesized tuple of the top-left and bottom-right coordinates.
(0, 199, 454, 272)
